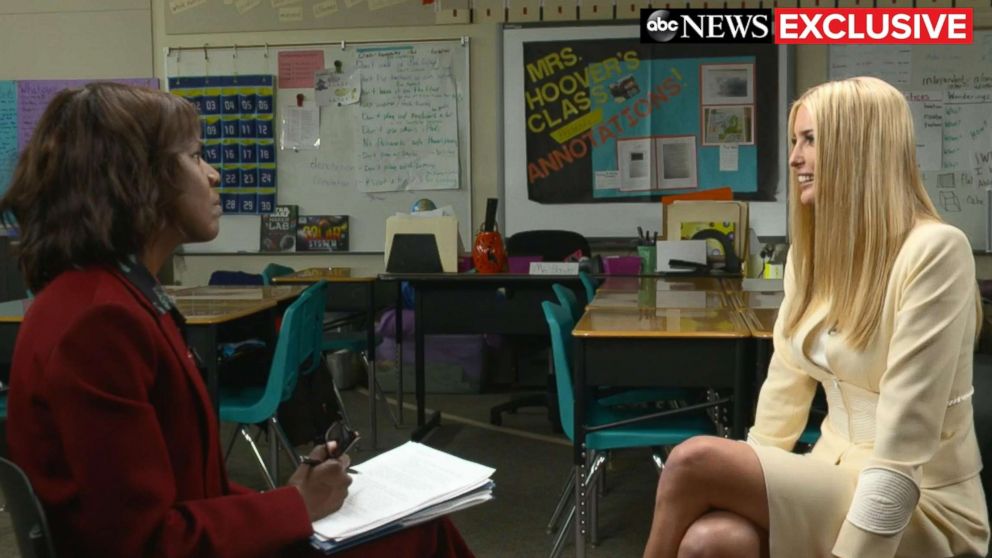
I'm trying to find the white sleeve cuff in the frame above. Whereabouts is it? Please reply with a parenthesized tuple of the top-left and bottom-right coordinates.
(845, 467, 920, 535)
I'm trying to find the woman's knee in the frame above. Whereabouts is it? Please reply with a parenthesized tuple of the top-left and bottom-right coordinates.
(677, 514, 762, 558)
(662, 437, 729, 482)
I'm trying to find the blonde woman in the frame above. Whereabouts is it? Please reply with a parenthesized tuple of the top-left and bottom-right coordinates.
(642, 77, 989, 558)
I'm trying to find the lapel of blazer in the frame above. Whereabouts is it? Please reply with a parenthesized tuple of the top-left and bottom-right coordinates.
(110, 269, 222, 489)
(790, 302, 834, 382)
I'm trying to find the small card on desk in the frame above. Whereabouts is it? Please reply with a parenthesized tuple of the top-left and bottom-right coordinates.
(529, 262, 580, 275)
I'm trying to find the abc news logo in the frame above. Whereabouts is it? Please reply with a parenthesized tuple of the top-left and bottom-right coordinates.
(641, 9, 773, 43)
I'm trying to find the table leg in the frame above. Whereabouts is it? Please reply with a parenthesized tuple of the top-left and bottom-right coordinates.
(732, 340, 750, 439)
(393, 283, 403, 425)
(411, 285, 440, 440)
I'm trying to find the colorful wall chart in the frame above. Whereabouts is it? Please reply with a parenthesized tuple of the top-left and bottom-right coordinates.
(169, 75, 276, 214)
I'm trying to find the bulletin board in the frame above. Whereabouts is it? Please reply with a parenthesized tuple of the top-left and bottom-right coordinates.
(503, 25, 791, 240)
(830, 33, 992, 251)
(164, 39, 471, 253)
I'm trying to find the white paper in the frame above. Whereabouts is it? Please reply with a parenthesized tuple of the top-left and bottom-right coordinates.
(617, 138, 653, 191)
(719, 144, 739, 172)
(655, 136, 698, 189)
(656, 240, 707, 272)
(312, 442, 494, 540)
(315, 69, 361, 106)
(356, 46, 460, 192)
(594, 170, 620, 191)
(280, 102, 320, 151)
(529, 262, 580, 275)
(904, 91, 943, 171)
(942, 90, 992, 174)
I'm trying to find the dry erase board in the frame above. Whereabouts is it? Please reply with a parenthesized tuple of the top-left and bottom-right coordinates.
(165, 39, 471, 253)
(502, 25, 791, 240)
(830, 34, 992, 251)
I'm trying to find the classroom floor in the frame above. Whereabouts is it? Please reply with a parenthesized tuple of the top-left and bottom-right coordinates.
(0, 386, 660, 558)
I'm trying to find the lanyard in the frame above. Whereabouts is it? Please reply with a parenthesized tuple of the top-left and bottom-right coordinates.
(115, 257, 205, 368)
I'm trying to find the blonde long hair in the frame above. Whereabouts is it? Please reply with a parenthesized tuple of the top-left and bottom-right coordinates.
(784, 77, 942, 350)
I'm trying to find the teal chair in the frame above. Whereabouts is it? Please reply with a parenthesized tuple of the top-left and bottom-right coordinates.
(578, 270, 597, 303)
(261, 263, 295, 285)
(220, 280, 328, 488)
(0, 392, 6, 421)
(542, 300, 715, 557)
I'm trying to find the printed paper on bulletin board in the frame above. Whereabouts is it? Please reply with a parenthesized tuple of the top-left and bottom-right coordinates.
(166, 0, 439, 34)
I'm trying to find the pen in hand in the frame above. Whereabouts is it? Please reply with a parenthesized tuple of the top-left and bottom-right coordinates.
(298, 455, 360, 474)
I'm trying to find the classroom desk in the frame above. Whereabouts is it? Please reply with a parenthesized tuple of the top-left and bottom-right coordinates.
(378, 272, 586, 441)
(168, 285, 306, 412)
(0, 288, 305, 412)
(271, 267, 392, 447)
(570, 306, 752, 557)
(587, 289, 731, 310)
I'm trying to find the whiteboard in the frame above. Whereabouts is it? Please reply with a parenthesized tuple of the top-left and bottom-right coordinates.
(164, 39, 471, 253)
(830, 34, 992, 251)
(502, 25, 791, 240)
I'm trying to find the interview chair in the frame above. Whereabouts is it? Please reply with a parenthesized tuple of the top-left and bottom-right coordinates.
(0, 457, 57, 558)
(490, 230, 592, 428)
(220, 281, 328, 488)
(542, 300, 715, 558)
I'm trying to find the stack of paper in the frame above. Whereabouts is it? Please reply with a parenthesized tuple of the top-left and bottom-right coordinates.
(310, 442, 495, 554)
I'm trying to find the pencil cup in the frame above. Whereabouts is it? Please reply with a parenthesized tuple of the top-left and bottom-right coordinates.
(637, 245, 657, 274)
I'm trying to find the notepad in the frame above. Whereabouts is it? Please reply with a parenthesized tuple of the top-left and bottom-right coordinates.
(310, 442, 495, 552)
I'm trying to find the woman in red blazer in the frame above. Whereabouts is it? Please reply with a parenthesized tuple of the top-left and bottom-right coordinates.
(0, 82, 472, 558)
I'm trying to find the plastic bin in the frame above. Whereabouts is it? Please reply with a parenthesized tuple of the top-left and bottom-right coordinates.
(602, 256, 642, 275)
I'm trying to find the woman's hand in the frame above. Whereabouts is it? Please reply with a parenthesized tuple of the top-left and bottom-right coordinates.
(287, 442, 353, 521)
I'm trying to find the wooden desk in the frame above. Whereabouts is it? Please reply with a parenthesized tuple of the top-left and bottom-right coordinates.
(272, 267, 390, 446)
(0, 287, 305, 412)
(378, 272, 586, 440)
(570, 306, 751, 557)
(587, 289, 731, 310)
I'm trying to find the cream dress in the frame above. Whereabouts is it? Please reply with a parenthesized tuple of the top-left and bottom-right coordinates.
(748, 222, 989, 558)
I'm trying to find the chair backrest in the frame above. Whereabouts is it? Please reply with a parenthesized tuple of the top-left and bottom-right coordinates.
(0, 457, 57, 558)
(208, 270, 264, 286)
(578, 271, 598, 303)
(254, 281, 328, 418)
(506, 230, 591, 262)
(552, 283, 583, 325)
(261, 263, 295, 285)
(542, 300, 578, 441)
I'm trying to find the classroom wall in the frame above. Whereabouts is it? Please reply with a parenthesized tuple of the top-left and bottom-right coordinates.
(0, 1, 153, 79)
(6, 2, 992, 283)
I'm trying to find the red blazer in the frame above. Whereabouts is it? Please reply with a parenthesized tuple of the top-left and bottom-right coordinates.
(6, 267, 312, 557)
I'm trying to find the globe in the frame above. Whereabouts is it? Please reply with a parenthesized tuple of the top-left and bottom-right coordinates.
(410, 198, 437, 213)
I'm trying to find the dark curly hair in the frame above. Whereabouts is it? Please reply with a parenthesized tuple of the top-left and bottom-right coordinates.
(0, 82, 200, 292)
